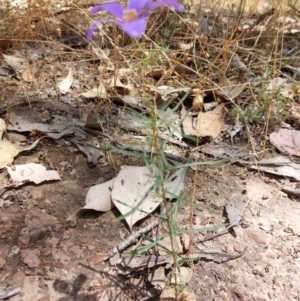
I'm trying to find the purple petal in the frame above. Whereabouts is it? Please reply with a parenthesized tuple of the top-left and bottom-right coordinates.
(118, 18, 147, 38)
(127, 0, 150, 13)
(86, 19, 104, 41)
(90, 2, 124, 19)
(146, 0, 184, 13)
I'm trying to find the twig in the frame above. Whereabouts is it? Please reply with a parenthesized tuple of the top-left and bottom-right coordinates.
(0, 285, 21, 299)
(0, 188, 8, 197)
(194, 218, 241, 243)
(104, 220, 160, 260)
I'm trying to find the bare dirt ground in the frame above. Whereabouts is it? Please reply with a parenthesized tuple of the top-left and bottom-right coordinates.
(1, 0, 300, 300)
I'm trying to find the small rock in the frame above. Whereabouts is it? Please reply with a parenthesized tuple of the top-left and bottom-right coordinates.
(233, 283, 247, 300)
(46, 236, 59, 248)
(22, 249, 40, 268)
(253, 252, 263, 261)
(262, 194, 269, 200)
(233, 243, 243, 253)
(19, 209, 57, 245)
(10, 245, 20, 255)
(244, 227, 270, 245)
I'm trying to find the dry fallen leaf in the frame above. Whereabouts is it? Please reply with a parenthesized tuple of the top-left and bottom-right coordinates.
(2, 54, 30, 73)
(218, 75, 247, 99)
(7, 163, 61, 187)
(80, 84, 107, 98)
(111, 165, 161, 230)
(251, 156, 300, 181)
(84, 178, 115, 212)
(57, 69, 73, 94)
(226, 194, 244, 235)
(270, 128, 300, 156)
(181, 104, 225, 138)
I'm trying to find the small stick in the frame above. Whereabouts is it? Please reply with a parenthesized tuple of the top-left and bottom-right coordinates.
(104, 220, 160, 261)
(194, 218, 241, 243)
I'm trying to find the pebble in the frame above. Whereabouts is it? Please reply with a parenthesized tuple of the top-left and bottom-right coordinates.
(244, 228, 270, 245)
(21, 249, 41, 268)
(233, 283, 247, 300)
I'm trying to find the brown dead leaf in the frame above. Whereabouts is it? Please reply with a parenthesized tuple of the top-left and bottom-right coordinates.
(181, 104, 225, 138)
(196, 104, 225, 138)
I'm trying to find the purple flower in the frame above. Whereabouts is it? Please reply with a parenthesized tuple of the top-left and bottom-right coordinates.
(87, 0, 184, 40)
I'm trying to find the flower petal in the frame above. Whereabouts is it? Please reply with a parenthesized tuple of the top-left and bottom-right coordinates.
(146, 0, 184, 14)
(90, 2, 124, 19)
(127, 0, 150, 14)
(119, 18, 147, 38)
(86, 19, 104, 41)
